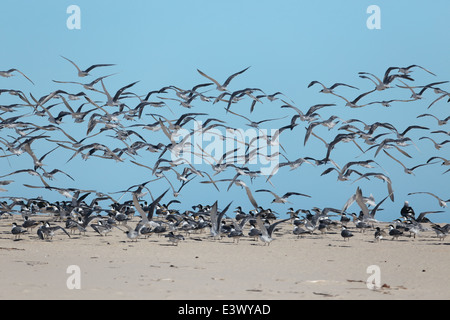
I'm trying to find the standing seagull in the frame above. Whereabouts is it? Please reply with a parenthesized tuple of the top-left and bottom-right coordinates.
(0, 68, 34, 84)
(374, 227, 387, 242)
(197, 67, 250, 91)
(256, 216, 289, 246)
(388, 225, 403, 240)
(11, 223, 27, 240)
(341, 226, 354, 241)
(255, 189, 311, 204)
(60, 55, 115, 77)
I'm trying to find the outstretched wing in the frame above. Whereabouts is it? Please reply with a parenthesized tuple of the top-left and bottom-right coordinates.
(267, 218, 290, 237)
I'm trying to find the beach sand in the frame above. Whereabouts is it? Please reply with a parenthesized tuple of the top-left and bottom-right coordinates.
(0, 215, 449, 300)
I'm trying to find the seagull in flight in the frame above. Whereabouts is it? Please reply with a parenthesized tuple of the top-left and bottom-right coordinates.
(417, 114, 450, 126)
(408, 192, 447, 208)
(308, 81, 358, 95)
(358, 67, 413, 91)
(197, 66, 250, 91)
(419, 136, 450, 150)
(382, 150, 436, 175)
(226, 109, 287, 129)
(393, 64, 436, 76)
(60, 55, 115, 77)
(0, 68, 34, 84)
(353, 172, 395, 202)
(53, 73, 116, 92)
(336, 89, 376, 108)
(255, 189, 311, 204)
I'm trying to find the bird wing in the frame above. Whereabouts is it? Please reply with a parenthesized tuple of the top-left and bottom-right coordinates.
(417, 210, 444, 221)
(307, 81, 326, 89)
(284, 192, 311, 198)
(223, 66, 250, 88)
(53, 225, 71, 238)
(61, 56, 82, 73)
(201, 171, 220, 192)
(226, 109, 252, 123)
(84, 64, 115, 73)
(217, 201, 233, 228)
(112, 81, 139, 102)
(267, 218, 290, 237)
(370, 193, 392, 219)
(148, 189, 170, 220)
(353, 89, 376, 104)
(197, 69, 222, 89)
(355, 187, 370, 218)
(209, 201, 219, 233)
(256, 216, 269, 238)
(383, 149, 409, 171)
(304, 122, 320, 146)
(133, 193, 149, 224)
(255, 189, 279, 199)
(408, 192, 447, 207)
(330, 83, 359, 90)
(10, 69, 34, 85)
(244, 186, 259, 210)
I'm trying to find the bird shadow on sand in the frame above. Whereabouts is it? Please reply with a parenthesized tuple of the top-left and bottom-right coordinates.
(428, 242, 450, 246)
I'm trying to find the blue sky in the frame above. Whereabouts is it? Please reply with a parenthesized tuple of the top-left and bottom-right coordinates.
(1, 1, 449, 222)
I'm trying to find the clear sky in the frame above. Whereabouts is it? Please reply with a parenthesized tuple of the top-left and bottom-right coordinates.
(1, 0, 449, 222)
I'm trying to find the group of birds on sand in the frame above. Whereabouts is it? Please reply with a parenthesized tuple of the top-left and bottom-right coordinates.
(4, 190, 450, 245)
(0, 57, 449, 246)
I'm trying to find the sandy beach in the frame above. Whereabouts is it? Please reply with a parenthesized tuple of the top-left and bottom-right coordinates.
(0, 214, 449, 300)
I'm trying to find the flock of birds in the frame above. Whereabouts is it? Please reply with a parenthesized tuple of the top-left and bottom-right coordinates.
(1, 57, 449, 245)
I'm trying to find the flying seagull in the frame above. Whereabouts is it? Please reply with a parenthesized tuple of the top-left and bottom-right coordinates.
(393, 64, 436, 76)
(226, 109, 287, 129)
(197, 66, 250, 91)
(382, 150, 435, 175)
(0, 68, 34, 84)
(336, 89, 376, 108)
(307, 81, 358, 94)
(408, 192, 447, 208)
(358, 68, 413, 91)
(417, 114, 450, 126)
(255, 189, 311, 203)
(419, 137, 450, 150)
(60, 55, 115, 77)
(353, 172, 394, 201)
